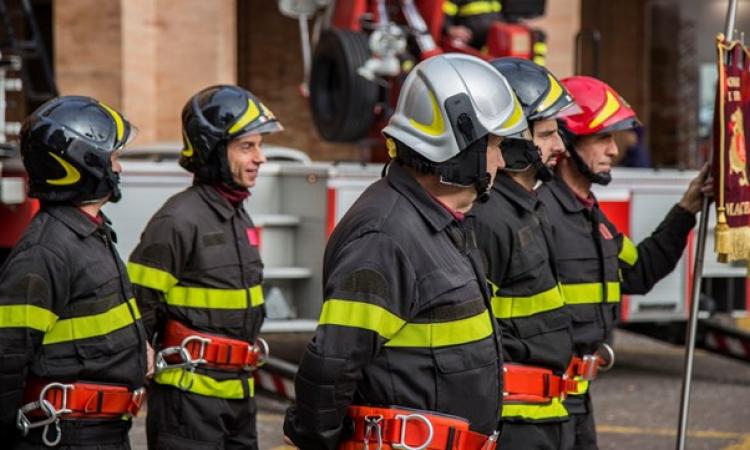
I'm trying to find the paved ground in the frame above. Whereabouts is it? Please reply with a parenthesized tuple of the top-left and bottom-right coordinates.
(130, 329, 750, 450)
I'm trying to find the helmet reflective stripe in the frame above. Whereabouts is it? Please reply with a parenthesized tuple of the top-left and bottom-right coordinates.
(99, 102, 125, 142)
(408, 89, 445, 136)
(501, 97, 524, 131)
(588, 90, 621, 130)
(46, 152, 81, 186)
(181, 130, 195, 157)
(228, 99, 261, 135)
(537, 74, 563, 113)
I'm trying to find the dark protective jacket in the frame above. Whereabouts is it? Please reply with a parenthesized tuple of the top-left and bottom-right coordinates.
(0, 204, 147, 439)
(283, 163, 503, 449)
(538, 176, 696, 412)
(128, 183, 265, 399)
(472, 173, 573, 422)
(443, 0, 502, 49)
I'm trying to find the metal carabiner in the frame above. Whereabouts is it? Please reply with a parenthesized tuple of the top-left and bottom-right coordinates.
(41, 420, 63, 447)
(154, 344, 193, 374)
(363, 414, 384, 450)
(15, 382, 73, 447)
(596, 342, 616, 372)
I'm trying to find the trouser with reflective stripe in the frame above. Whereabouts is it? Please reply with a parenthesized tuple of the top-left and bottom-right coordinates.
(499, 421, 575, 450)
(561, 394, 598, 450)
(12, 419, 131, 449)
(146, 383, 258, 450)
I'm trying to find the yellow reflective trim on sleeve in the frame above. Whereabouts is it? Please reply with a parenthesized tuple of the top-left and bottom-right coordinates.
(228, 99, 261, 135)
(588, 90, 620, 129)
(458, 1, 501, 16)
(127, 262, 178, 293)
(0, 305, 58, 332)
(165, 285, 264, 309)
(571, 378, 590, 395)
(319, 299, 406, 339)
(443, 1, 458, 15)
(42, 298, 141, 345)
(409, 89, 446, 137)
(154, 369, 254, 399)
(385, 310, 494, 348)
(618, 236, 638, 266)
(501, 397, 568, 420)
(491, 284, 565, 319)
(561, 282, 621, 305)
(533, 56, 546, 66)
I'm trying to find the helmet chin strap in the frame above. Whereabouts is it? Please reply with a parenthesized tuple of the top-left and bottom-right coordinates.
(567, 145, 612, 186)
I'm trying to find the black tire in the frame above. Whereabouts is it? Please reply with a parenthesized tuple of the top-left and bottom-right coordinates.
(310, 29, 379, 142)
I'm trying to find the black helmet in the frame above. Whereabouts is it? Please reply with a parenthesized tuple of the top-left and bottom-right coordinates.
(19, 95, 134, 203)
(180, 85, 283, 185)
(489, 57, 578, 180)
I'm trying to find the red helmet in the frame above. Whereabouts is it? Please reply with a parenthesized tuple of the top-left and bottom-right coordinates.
(559, 76, 640, 136)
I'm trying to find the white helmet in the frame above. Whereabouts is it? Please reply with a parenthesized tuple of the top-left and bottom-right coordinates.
(383, 53, 527, 162)
(382, 53, 527, 200)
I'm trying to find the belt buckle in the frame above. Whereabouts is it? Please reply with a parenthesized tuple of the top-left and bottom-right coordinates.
(581, 355, 599, 381)
(244, 337, 270, 371)
(392, 413, 434, 450)
(127, 388, 146, 417)
(363, 414, 384, 450)
(181, 335, 211, 366)
(15, 382, 74, 447)
(481, 431, 500, 450)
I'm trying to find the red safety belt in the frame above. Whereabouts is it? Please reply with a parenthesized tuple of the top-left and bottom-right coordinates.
(160, 319, 266, 371)
(503, 363, 578, 403)
(339, 405, 498, 450)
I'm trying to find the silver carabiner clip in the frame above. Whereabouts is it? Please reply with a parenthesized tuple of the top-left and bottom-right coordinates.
(363, 414, 384, 450)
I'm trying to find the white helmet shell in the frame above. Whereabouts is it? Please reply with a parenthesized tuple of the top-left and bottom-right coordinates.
(382, 53, 527, 163)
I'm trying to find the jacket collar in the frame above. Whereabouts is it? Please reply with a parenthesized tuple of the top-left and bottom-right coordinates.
(195, 182, 237, 221)
(546, 175, 598, 213)
(44, 203, 104, 237)
(492, 172, 539, 213)
(386, 163, 456, 232)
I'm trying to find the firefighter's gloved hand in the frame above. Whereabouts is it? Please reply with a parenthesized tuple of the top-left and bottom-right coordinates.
(679, 163, 714, 214)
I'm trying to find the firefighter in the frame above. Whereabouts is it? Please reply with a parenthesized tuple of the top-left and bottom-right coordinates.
(472, 58, 580, 449)
(0, 96, 146, 449)
(283, 53, 527, 449)
(537, 76, 712, 449)
(443, 0, 502, 49)
(127, 85, 280, 449)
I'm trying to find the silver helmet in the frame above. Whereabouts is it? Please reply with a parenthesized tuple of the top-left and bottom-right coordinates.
(382, 53, 527, 162)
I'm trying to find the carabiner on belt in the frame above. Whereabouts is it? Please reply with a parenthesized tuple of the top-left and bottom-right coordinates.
(16, 382, 74, 447)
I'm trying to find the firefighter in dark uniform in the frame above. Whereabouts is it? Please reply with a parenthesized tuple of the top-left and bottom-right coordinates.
(283, 54, 528, 450)
(537, 76, 712, 450)
(472, 58, 580, 450)
(443, 0, 502, 49)
(0, 96, 146, 449)
(127, 85, 280, 449)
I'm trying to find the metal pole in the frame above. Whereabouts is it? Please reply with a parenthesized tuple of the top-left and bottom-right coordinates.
(676, 1, 738, 448)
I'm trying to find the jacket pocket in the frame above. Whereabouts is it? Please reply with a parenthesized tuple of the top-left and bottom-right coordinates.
(512, 308, 573, 371)
(433, 337, 500, 431)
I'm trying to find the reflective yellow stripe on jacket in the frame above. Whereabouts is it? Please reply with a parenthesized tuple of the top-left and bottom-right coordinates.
(128, 262, 264, 308)
(619, 236, 638, 266)
(458, 1, 501, 16)
(561, 282, 621, 305)
(318, 299, 494, 347)
(154, 369, 254, 399)
(489, 283, 565, 319)
(43, 298, 141, 345)
(166, 285, 264, 309)
(127, 262, 178, 293)
(0, 304, 58, 332)
(502, 398, 568, 421)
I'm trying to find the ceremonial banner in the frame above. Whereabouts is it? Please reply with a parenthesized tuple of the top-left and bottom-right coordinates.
(713, 34, 750, 262)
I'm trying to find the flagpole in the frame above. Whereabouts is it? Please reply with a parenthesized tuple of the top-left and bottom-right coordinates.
(676, 1, 738, 448)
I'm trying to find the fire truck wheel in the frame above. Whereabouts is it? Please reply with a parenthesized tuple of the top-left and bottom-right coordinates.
(310, 29, 379, 142)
